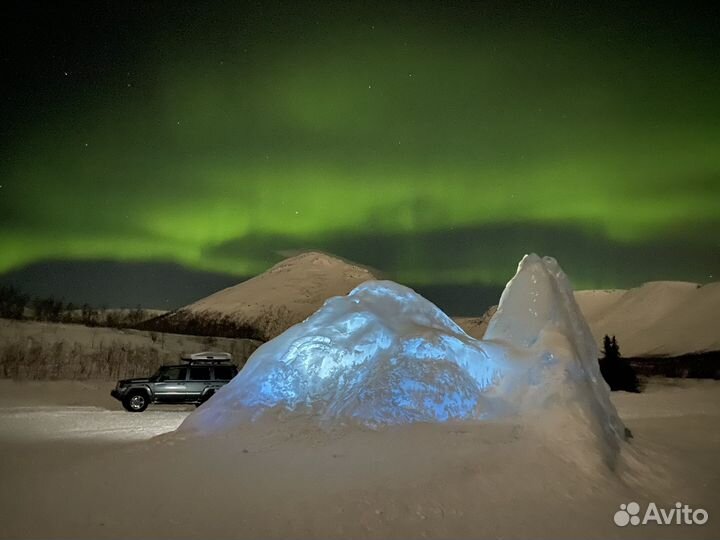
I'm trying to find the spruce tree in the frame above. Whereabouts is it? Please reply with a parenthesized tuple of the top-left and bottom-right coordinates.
(599, 334, 640, 392)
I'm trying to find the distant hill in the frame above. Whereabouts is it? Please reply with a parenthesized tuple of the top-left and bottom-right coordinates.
(457, 281, 720, 358)
(575, 281, 720, 357)
(452, 306, 497, 340)
(140, 252, 379, 340)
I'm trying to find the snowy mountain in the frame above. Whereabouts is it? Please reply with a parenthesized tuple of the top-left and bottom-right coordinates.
(180, 254, 626, 467)
(575, 281, 720, 357)
(458, 280, 720, 357)
(143, 252, 379, 341)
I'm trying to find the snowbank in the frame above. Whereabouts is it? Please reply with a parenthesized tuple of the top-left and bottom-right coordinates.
(484, 254, 627, 463)
(180, 254, 627, 468)
(3, 378, 719, 539)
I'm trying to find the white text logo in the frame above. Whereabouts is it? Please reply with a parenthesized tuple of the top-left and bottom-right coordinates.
(614, 502, 708, 527)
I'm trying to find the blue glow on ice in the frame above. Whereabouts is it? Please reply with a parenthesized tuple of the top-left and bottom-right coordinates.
(182, 279, 506, 429)
(180, 255, 627, 448)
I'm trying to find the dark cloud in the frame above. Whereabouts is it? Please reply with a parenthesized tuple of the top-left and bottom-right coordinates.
(410, 283, 504, 316)
(0, 260, 241, 310)
(0, 259, 502, 315)
(204, 221, 719, 289)
(4, 220, 716, 314)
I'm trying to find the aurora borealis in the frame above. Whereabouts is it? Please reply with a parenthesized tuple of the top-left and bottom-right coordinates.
(1, 1, 719, 312)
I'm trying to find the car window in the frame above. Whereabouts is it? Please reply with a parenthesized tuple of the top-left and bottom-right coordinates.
(163, 367, 187, 381)
(213, 366, 235, 380)
(189, 367, 211, 381)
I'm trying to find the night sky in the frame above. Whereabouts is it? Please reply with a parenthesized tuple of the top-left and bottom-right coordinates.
(1, 1, 718, 313)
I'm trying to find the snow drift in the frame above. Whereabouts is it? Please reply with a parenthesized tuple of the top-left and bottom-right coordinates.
(483, 254, 627, 459)
(180, 254, 627, 464)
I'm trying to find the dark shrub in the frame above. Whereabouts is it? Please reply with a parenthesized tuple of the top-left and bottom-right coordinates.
(598, 334, 641, 392)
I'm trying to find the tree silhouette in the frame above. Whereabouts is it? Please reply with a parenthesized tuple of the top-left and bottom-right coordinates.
(599, 334, 640, 392)
(602, 334, 621, 360)
(81, 303, 99, 327)
(0, 286, 29, 319)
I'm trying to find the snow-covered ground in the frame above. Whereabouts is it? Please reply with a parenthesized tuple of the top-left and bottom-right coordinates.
(0, 378, 717, 539)
(1, 255, 718, 539)
(0, 380, 189, 443)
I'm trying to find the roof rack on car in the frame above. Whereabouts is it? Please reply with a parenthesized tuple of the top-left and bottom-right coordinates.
(180, 351, 233, 364)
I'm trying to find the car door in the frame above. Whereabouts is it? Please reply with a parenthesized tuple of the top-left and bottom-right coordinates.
(212, 365, 237, 385)
(153, 366, 188, 403)
(187, 366, 212, 401)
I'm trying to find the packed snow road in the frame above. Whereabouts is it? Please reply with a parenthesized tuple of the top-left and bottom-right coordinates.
(0, 405, 189, 442)
(0, 380, 190, 443)
(0, 378, 718, 540)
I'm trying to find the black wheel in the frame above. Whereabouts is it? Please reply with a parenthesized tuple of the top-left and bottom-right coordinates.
(122, 391, 149, 412)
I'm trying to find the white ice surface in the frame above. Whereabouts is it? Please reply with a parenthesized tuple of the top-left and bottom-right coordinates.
(181, 254, 626, 470)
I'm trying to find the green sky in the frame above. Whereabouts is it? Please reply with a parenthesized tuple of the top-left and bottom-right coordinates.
(1, 1, 718, 306)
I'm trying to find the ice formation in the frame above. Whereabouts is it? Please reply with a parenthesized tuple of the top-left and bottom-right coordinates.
(182, 280, 503, 429)
(484, 254, 627, 455)
(180, 254, 627, 455)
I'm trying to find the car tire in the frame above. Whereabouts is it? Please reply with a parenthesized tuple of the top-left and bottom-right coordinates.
(122, 391, 149, 412)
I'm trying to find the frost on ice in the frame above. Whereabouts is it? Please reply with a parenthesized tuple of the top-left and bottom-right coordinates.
(180, 254, 627, 453)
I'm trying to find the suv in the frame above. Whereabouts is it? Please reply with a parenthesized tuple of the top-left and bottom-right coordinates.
(111, 352, 238, 412)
